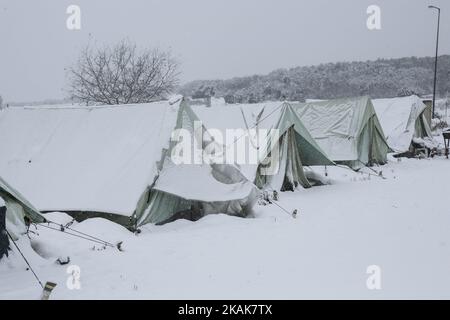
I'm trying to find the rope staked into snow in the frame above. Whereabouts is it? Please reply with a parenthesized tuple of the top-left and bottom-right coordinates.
(36, 223, 115, 248)
(48, 221, 116, 247)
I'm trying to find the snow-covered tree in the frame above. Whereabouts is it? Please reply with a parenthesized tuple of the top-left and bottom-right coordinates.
(179, 55, 450, 102)
(68, 40, 179, 105)
(397, 88, 418, 97)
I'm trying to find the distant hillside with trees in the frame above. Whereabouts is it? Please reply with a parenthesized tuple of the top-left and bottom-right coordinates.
(179, 55, 450, 103)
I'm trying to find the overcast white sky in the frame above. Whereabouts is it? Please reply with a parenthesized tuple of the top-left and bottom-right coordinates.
(0, 0, 449, 102)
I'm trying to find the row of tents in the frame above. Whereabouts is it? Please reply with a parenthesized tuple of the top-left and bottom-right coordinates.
(0, 95, 436, 258)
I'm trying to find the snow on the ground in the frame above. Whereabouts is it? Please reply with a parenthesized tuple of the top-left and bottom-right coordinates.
(1, 156, 450, 299)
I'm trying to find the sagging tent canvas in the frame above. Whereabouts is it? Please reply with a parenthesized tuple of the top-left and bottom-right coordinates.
(1, 175, 47, 260)
(0, 100, 257, 229)
(372, 95, 434, 153)
(290, 96, 390, 170)
(190, 101, 334, 191)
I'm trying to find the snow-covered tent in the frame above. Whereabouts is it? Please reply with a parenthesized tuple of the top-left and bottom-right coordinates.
(190, 101, 334, 191)
(372, 95, 434, 153)
(0, 100, 257, 229)
(290, 96, 390, 170)
(1, 175, 47, 260)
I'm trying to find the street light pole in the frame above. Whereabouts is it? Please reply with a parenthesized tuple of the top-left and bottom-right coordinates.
(428, 5, 441, 119)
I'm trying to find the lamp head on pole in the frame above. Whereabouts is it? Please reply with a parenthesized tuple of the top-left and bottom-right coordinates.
(428, 5, 441, 11)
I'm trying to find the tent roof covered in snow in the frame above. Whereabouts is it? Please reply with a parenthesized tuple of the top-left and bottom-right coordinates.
(190, 101, 334, 190)
(0, 101, 181, 218)
(0, 100, 257, 228)
(0, 175, 46, 224)
(290, 96, 390, 169)
(372, 95, 434, 152)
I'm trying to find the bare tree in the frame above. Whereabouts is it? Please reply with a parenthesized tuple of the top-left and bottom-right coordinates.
(68, 40, 179, 105)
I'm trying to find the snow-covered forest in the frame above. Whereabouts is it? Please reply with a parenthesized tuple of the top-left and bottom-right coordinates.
(180, 55, 450, 103)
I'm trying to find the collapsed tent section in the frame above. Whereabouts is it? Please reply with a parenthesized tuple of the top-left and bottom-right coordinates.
(135, 102, 258, 226)
(190, 101, 334, 191)
(0, 100, 257, 229)
(372, 95, 435, 154)
(290, 96, 390, 170)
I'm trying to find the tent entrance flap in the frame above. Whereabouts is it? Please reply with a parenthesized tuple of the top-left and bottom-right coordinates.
(257, 126, 312, 191)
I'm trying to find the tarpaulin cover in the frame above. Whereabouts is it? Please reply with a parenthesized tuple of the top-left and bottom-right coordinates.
(372, 95, 434, 152)
(291, 96, 390, 169)
(190, 101, 334, 190)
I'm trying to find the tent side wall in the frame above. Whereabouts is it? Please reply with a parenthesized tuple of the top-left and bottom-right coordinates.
(135, 100, 258, 227)
(409, 97, 433, 149)
(422, 100, 433, 127)
(357, 99, 389, 166)
(344, 100, 389, 169)
(254, 104, 334, 190)
(137, 188, 257, 226)
(44, 210, 137, 230)
(355, 115, 389, 168)
(130, 103, 202, 227)
(283, 104, 335, 167)
(136, 188, 192, 226)
(255, 126, 313, 190)
(0, 177, 47, 241)
(415, 112, 433, 139)
(0, 178, 46, 224)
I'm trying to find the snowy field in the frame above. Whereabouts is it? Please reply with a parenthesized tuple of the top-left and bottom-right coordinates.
(1, 155, 450, 300)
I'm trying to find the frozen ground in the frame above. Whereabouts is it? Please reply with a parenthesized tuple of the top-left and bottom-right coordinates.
(1, 155, 450, 299)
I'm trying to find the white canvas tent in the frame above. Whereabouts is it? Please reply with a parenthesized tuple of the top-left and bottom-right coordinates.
(0, 175, 47, 260)
(290, 96, 390, 170)
(190, 101, 334, 191)
(372, 95, 435, 153)
(0, 100, 257, 228)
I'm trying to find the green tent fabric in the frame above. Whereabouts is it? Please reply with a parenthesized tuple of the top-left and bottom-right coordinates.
(254, 103, 334, 190)
(190, 101, 334, 191)
(372, 95, 435, 153)
(135, 101, 258, 226)
(290, 97, 390, 170)
(0, 175, 46, 240)
(0, 99, 257, 229)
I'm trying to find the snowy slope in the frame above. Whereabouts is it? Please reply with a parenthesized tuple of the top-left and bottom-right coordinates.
(1, 157, 450, 299)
